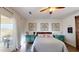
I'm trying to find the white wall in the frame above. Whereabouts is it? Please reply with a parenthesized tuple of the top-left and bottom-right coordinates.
(8, 8, 27, 50)
(25, 19, 63, 35)
(14, 12, 27, 49)
(62, 11, 79, 47)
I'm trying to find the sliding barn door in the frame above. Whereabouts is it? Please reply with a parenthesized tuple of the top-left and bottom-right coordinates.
(75, 16, 79, 49)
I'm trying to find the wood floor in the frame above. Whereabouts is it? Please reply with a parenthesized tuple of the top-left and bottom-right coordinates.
(65, 43, 79, 52)
(13, 43, 79, 52)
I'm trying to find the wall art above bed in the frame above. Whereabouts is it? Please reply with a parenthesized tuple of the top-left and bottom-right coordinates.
(67, 27, 73, 33)
(51, 23, 60, 31)
(40, 23, 49, 31)
(28, 23, 37, 31)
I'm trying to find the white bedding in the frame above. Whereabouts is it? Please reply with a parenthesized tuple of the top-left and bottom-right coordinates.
(31, 36, 68, 52)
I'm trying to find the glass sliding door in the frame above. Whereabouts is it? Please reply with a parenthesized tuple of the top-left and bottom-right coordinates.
(0, 8, 17, 52)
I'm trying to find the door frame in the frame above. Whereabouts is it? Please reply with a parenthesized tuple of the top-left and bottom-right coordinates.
(75, 16, 79, 49)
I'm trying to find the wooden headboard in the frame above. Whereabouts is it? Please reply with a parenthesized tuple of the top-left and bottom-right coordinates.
(36, 32, 52, 36)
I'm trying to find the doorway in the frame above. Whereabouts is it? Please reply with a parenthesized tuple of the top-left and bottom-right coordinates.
(75, 16, 79, 49)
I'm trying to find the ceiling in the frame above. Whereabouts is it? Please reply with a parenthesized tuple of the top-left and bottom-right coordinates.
(11, 7, 79, 19)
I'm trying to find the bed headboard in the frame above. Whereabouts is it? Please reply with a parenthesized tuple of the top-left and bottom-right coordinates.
(36, 32, 52, 36)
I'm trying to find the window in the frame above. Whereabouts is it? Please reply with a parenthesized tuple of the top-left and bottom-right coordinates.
(1, 15, 16, 37)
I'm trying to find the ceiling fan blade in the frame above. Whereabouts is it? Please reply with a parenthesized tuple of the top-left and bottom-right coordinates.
(40, 7, 65, 14)
(56, 7, 65, 9)
(40, 7, 49, 12)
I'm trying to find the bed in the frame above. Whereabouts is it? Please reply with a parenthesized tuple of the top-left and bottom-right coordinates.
(31, 32, 68, 52)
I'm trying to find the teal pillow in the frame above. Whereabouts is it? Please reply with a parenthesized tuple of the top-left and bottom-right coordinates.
(31, 35, 35, 42)
(25, 35, 31, 42)
(54, 35, 65, 42)
(25, 35, 36, 42)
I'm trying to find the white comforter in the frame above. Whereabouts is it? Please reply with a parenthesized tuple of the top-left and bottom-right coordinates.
(31, 37, 68, 52)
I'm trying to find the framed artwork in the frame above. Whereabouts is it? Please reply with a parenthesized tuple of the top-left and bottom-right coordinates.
(28, 23, 37, 31)
(67, 27, 73, 33)
(52, 23, 60, 31)
(40, 23, 49, 31)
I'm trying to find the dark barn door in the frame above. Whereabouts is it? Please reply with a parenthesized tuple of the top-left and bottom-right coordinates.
(75, 16, 79, 49)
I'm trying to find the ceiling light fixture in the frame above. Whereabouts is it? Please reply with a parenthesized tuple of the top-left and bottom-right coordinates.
(29, 11, 32, 15)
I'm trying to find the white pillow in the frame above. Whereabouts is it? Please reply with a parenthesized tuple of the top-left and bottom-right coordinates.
(38, 34, 45, 37)
(45, 34, 52, 38)
(38, 34, 53, 38)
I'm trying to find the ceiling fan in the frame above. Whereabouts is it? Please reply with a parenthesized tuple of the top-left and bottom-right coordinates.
(40, 7, 65, 14)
